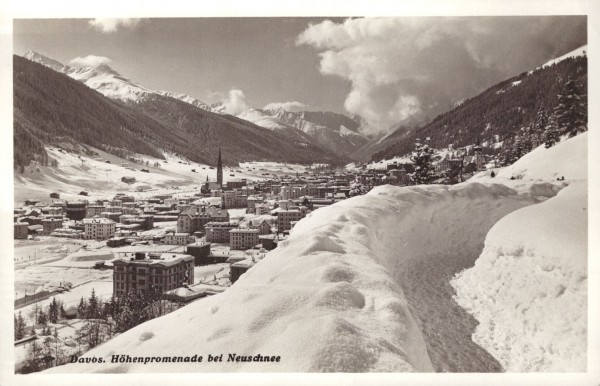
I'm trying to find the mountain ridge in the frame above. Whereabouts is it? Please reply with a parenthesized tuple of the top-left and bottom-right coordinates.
(14, 56, 346, 169)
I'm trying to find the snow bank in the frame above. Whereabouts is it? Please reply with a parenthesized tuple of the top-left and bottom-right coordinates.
(452, 133, 587, 371)
(452, 181, 587, 371)
(478, 132, 587, 182)
(49, 174, 558, 373)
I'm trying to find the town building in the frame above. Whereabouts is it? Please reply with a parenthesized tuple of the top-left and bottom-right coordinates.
(14, 222, 29, 239)
(255, 204, 270, 215)
(177, 207, 229, 234)
(221, 190, 247, 209)
(107, 237, 127, 247)
(42, 218, 63, 235)
(100, 212, 122, 222)
(256, 220, 272, 235)
(246, 196, 263, 213)
(83, 216, 116, 240)
(281, 185, 306, 200)
(65, 201, 87, 220)
(205, 222, 238, 243)
(85, 206, 105, 218)
(163, 233, 195, 245)
(112, 252, 194, 298)
(473, 142, 486, 171)
(50, 228, 84, 239)
(229, 229, 259, 250)
(230, 260, 256, 284)
(258, 234, 278, 250)
(185, 242, 212, 265)
(277, 210, 302, 232)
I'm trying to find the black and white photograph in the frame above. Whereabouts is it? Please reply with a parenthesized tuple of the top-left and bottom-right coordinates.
(1, 1, 598, 385)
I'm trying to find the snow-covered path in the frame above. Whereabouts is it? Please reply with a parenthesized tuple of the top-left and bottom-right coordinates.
(369, 183, 557, 371)
(393, 250, 502, 372)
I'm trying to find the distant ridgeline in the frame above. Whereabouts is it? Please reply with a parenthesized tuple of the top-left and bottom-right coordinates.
(372, 55, 587, 164)
(13, 56, 166, 171)
(13, 55, 343, 171)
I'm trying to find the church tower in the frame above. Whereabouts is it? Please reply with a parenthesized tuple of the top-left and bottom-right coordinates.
(217, 147, 223, 187)
(473, 136, 485, 171)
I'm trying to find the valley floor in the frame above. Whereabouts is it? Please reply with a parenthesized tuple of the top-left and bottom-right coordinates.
(35, 134, 590, 373)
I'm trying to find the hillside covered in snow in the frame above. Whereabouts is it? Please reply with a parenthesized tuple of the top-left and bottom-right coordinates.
(48, 130, 586, 373)
(452, 133, 588, 371)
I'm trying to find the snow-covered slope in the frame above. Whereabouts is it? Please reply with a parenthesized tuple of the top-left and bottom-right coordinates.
(538, 45, 587, 70)
(253, 107, 369, 158)
(23, 51, 70, 73)
(452, 133, 587, 372)
(154, 90, 213, 111)
(237, 109, 293, 130)
(22, 51, 213, 107)
(479, 132, 587, 182)
(66, 63, 153, 101)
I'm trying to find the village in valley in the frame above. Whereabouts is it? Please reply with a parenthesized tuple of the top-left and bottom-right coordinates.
(12, 137, 490, 373)
(7, 13, 591, 378)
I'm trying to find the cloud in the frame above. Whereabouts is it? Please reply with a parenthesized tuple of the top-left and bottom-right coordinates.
(70, 55, 112, 67)
(89, 18, 143, 33)
(220, 89, 251, 115)
(263, 101, 307, 112)
(297, 16, 586, 133)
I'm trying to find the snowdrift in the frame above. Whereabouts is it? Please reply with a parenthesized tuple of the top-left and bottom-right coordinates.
(477, 133, 587, 182)
(453, 133, 588, 372)
(49, 178, 556, 373)
(452, 181, 587, 371)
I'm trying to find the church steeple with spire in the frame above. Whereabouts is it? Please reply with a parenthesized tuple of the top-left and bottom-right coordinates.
(217, 147, 223, 187)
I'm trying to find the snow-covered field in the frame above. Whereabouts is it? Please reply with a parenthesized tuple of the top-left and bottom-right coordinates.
(14, 147, 309, 205)
(43, 133, 587, 373)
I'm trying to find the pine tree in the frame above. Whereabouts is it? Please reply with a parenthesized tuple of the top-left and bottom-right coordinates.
(544, 126, 561, 148)
(38, 310, 48, 326)
(553, 78, 587, 138)
(16, 311, 26, 340)
(48, 297, 59, 323)
(26, 340, 43, 372)
(77, 297, 88, 319)
(409, 138, 437, 184)
(87, 289, 99, 319)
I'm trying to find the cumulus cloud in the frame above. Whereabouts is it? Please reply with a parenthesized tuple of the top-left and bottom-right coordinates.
(70, 55, 112, 68)
(263, 101, 308, 112)
(297, 16, 586, 133)
(220, 89, 251, 115)
(89, 18, 143, 33)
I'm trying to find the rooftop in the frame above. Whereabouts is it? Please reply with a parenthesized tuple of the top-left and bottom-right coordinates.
(83, 217, 116, 224)
(229, 229, 259, 234)
(113, 252, 194, 266)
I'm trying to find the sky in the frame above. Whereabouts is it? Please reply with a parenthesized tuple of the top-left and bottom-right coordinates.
(13, 17, 587, 133)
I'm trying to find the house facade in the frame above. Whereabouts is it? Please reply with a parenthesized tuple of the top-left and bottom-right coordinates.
(113, 252, 194, 298)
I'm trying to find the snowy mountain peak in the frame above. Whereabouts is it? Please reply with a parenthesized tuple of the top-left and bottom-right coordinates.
(23, 51, 69, 72)
(154, 90, 213, 111)
(21, 50, 216, 108)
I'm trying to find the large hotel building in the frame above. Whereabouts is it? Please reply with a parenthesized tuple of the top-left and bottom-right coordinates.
(112, 252, 194, 298)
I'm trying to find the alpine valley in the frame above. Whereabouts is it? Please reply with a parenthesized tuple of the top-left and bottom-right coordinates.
(15, 46, 587, 172)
